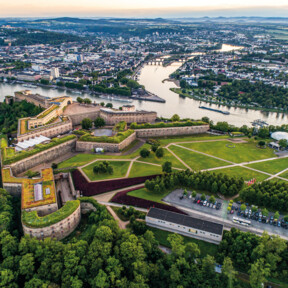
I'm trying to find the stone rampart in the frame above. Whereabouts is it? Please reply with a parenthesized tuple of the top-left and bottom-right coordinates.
(7, 138, 77, 175)
(22, 203, 81, 240)
(75, 132, 137, 153)
(68, 110, 100, 126)
(135, 125, 209, 138)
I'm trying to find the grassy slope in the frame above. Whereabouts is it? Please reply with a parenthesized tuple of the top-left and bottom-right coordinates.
(169, 144, 230, 170)
(128, 162, 163, 178)
(247, 157, 288, 175)
(180, 140, 275, 163)
(82, 161, 131, 181)
(213, 166, 269, 182)
(127, 187, 169, 203)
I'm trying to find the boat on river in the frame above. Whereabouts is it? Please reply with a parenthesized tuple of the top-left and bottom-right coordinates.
(199, 106, 230, 115)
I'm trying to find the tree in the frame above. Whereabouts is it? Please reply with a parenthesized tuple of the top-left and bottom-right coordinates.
(81, 118, 92, 130)
(192, 191, 197, 198)
(76, 97, 83, 103)
(262, 208, 269, 217)
(155, 147, 164, 158)
(209, 195, 216, 203)
(94, 117, 105, 128)
(140, 148, 150, 158)
(274, 211, 280, 220)
(83, 98, 91, 104)
(106, 103, 113, 108)
(211, 182, 218, 193)
(171, 114, 180, 122)
(100, 102, 105, 106)
(258, 140, 266, 147)
(151, 144, 159, 153)
(279, 139, 288, 149)
(258, 128, 269, 139)
(249, 258, 270, 288)
(19, 253, 35, 280)
(222, 257, 237, 288)
(162, 161, 172, 173)
(201, 193, 206, 201)
(51, 163, 58, 169)
(240, 204, 247, 211)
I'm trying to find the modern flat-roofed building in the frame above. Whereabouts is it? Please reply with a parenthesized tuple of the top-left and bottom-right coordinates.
(146, 208, 223, 244)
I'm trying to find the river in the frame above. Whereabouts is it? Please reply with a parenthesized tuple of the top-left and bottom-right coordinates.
(0, 45, 287, 127)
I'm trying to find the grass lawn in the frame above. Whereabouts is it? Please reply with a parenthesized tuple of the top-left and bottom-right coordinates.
(279, 170, 288, 180)
(147, 226, 218, 257)
(155, 133, 229, 146)
(129, 162, 163, 178)
(82, 161, 131, 181)
(169, 145, 230, 170)
(213, 166, 269, 182)
(247, 157, 288, 175)
(127, 187, 169, 203)
(179, 140, 275, 163)
(58, 144, 152, 168)
(138, 148, 187, 170)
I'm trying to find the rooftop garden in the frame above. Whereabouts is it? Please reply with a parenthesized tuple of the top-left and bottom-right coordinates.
(79, 129, 134, 144)
(0, 135, 8, 160)
(113, 121, 127, 132)
(3, 135, 76, 165)
(130, 120, 207, 129)
(36, 104, 58, 119)
(22, 200, 80, 228)
(20, 119, 28, 134)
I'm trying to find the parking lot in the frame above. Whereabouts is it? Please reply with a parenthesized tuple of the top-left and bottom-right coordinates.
(163, 189, 288, 238)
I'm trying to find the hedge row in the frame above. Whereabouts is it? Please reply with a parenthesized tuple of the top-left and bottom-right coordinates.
(22, 200, 80, 228)
(130, 120, 207, 129)
(72, 169, 160, 196)
(79, 129, 134, 144)
(110, 190, 187, 215)
(3, 135, 76, 165)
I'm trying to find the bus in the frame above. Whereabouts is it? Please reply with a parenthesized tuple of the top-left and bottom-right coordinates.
(232, 217, 251, 226)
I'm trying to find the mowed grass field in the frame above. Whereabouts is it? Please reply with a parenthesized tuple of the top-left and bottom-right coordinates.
(138, 148, 186, 169)
(169, 145, 230, 170)
(247, 157, 288, 175)
(156, 134, 229, 146)
(280, 170, 288, 180)
(82, 161, 131, 181)
(179, 140, 275, 163)
(127, 187, 168, 203)
(213, 166, 269, 182)
(129, 162, 163, 178)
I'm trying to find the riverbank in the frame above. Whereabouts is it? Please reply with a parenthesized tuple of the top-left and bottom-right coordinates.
(170, 87, 288, 115)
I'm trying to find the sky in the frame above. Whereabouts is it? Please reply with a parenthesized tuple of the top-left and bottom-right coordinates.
(1, 0, 288, 18)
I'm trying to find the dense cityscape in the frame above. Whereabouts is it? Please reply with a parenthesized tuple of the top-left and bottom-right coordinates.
(0, 11, 288, 288)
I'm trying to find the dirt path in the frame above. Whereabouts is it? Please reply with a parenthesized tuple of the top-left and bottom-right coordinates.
(106, 206, 129, 229)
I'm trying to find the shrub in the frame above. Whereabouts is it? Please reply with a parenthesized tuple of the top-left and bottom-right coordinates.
(140, 148, 150, 158)
(155, 147, 164, 158)
(81, 118, 92, 130)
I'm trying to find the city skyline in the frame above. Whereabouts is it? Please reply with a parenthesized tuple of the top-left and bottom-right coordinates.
(1, 0, 288, 17)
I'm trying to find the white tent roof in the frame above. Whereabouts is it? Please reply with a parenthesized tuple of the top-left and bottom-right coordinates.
(15, 135, 50, 151)
(271, 132, 288, 141)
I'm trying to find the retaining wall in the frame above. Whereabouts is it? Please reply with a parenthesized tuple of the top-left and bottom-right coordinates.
(75, 132, 137, 153)
(22, 203, 81, 240)
(7, 138, 77, 175)
(135, 125, 209, 138)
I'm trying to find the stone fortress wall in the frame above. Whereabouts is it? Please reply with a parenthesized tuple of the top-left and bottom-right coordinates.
(6, 138, 77, 175)
(14, 90, 50, 108)
(17, 118, 73, 141)
(135, 125, 210, 138)
(22, 203, 81, 240)
(76, 132, 137, 153)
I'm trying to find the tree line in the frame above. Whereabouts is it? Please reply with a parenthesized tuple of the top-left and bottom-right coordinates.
(145, 170, 244, 197)
(240, 181, 288, 212)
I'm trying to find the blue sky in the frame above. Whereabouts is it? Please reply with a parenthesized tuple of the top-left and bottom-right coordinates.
(0, 0, 288, 17)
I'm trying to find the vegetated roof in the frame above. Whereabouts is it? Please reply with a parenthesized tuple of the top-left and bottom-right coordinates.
(271, 131, 288, 141)
(147, 207, 223, 235)
(22, 200, 80, 228)
(2, 168, 57, 209)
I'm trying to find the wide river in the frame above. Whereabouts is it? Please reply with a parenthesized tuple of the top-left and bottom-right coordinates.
(0, 45, 287, 127)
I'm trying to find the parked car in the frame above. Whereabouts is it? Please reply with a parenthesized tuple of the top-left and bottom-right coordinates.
(203, 200, 207, 206)
(197, 200, 201, 204)
(278, 221, 281, 227)
(179, 196, 183, 200)
(210, 203, 213, 208)
(231, 210, 234, 214)
(200, 200, 204, 206)
(269, 216, 274, 225)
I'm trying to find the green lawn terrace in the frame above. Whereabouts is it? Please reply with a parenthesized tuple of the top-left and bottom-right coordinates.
(82, 160, 131, 181)
(178, 140, 275, 163)
(212, 166, 270, 182)
(246, 157, 288, 175)
(168, 145, 230, 170)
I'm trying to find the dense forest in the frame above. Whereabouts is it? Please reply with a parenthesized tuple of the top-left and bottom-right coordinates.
(0, 189, 248, 288)
(218, 80, 288, 110)
(145, 170, 244, 197)
(0, 29, 82, 46)
(240, 181, 288, 212)
(0, 100, 43, 134)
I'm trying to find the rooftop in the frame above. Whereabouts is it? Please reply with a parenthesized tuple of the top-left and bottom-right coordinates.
(2, 168, 57, 210)
(147, 207, 223, 235)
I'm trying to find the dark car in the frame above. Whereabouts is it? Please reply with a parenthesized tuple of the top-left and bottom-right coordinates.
(179, 196, 183, 200)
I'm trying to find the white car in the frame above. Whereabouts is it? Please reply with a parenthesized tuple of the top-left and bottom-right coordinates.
(203, 200, 207, 206)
